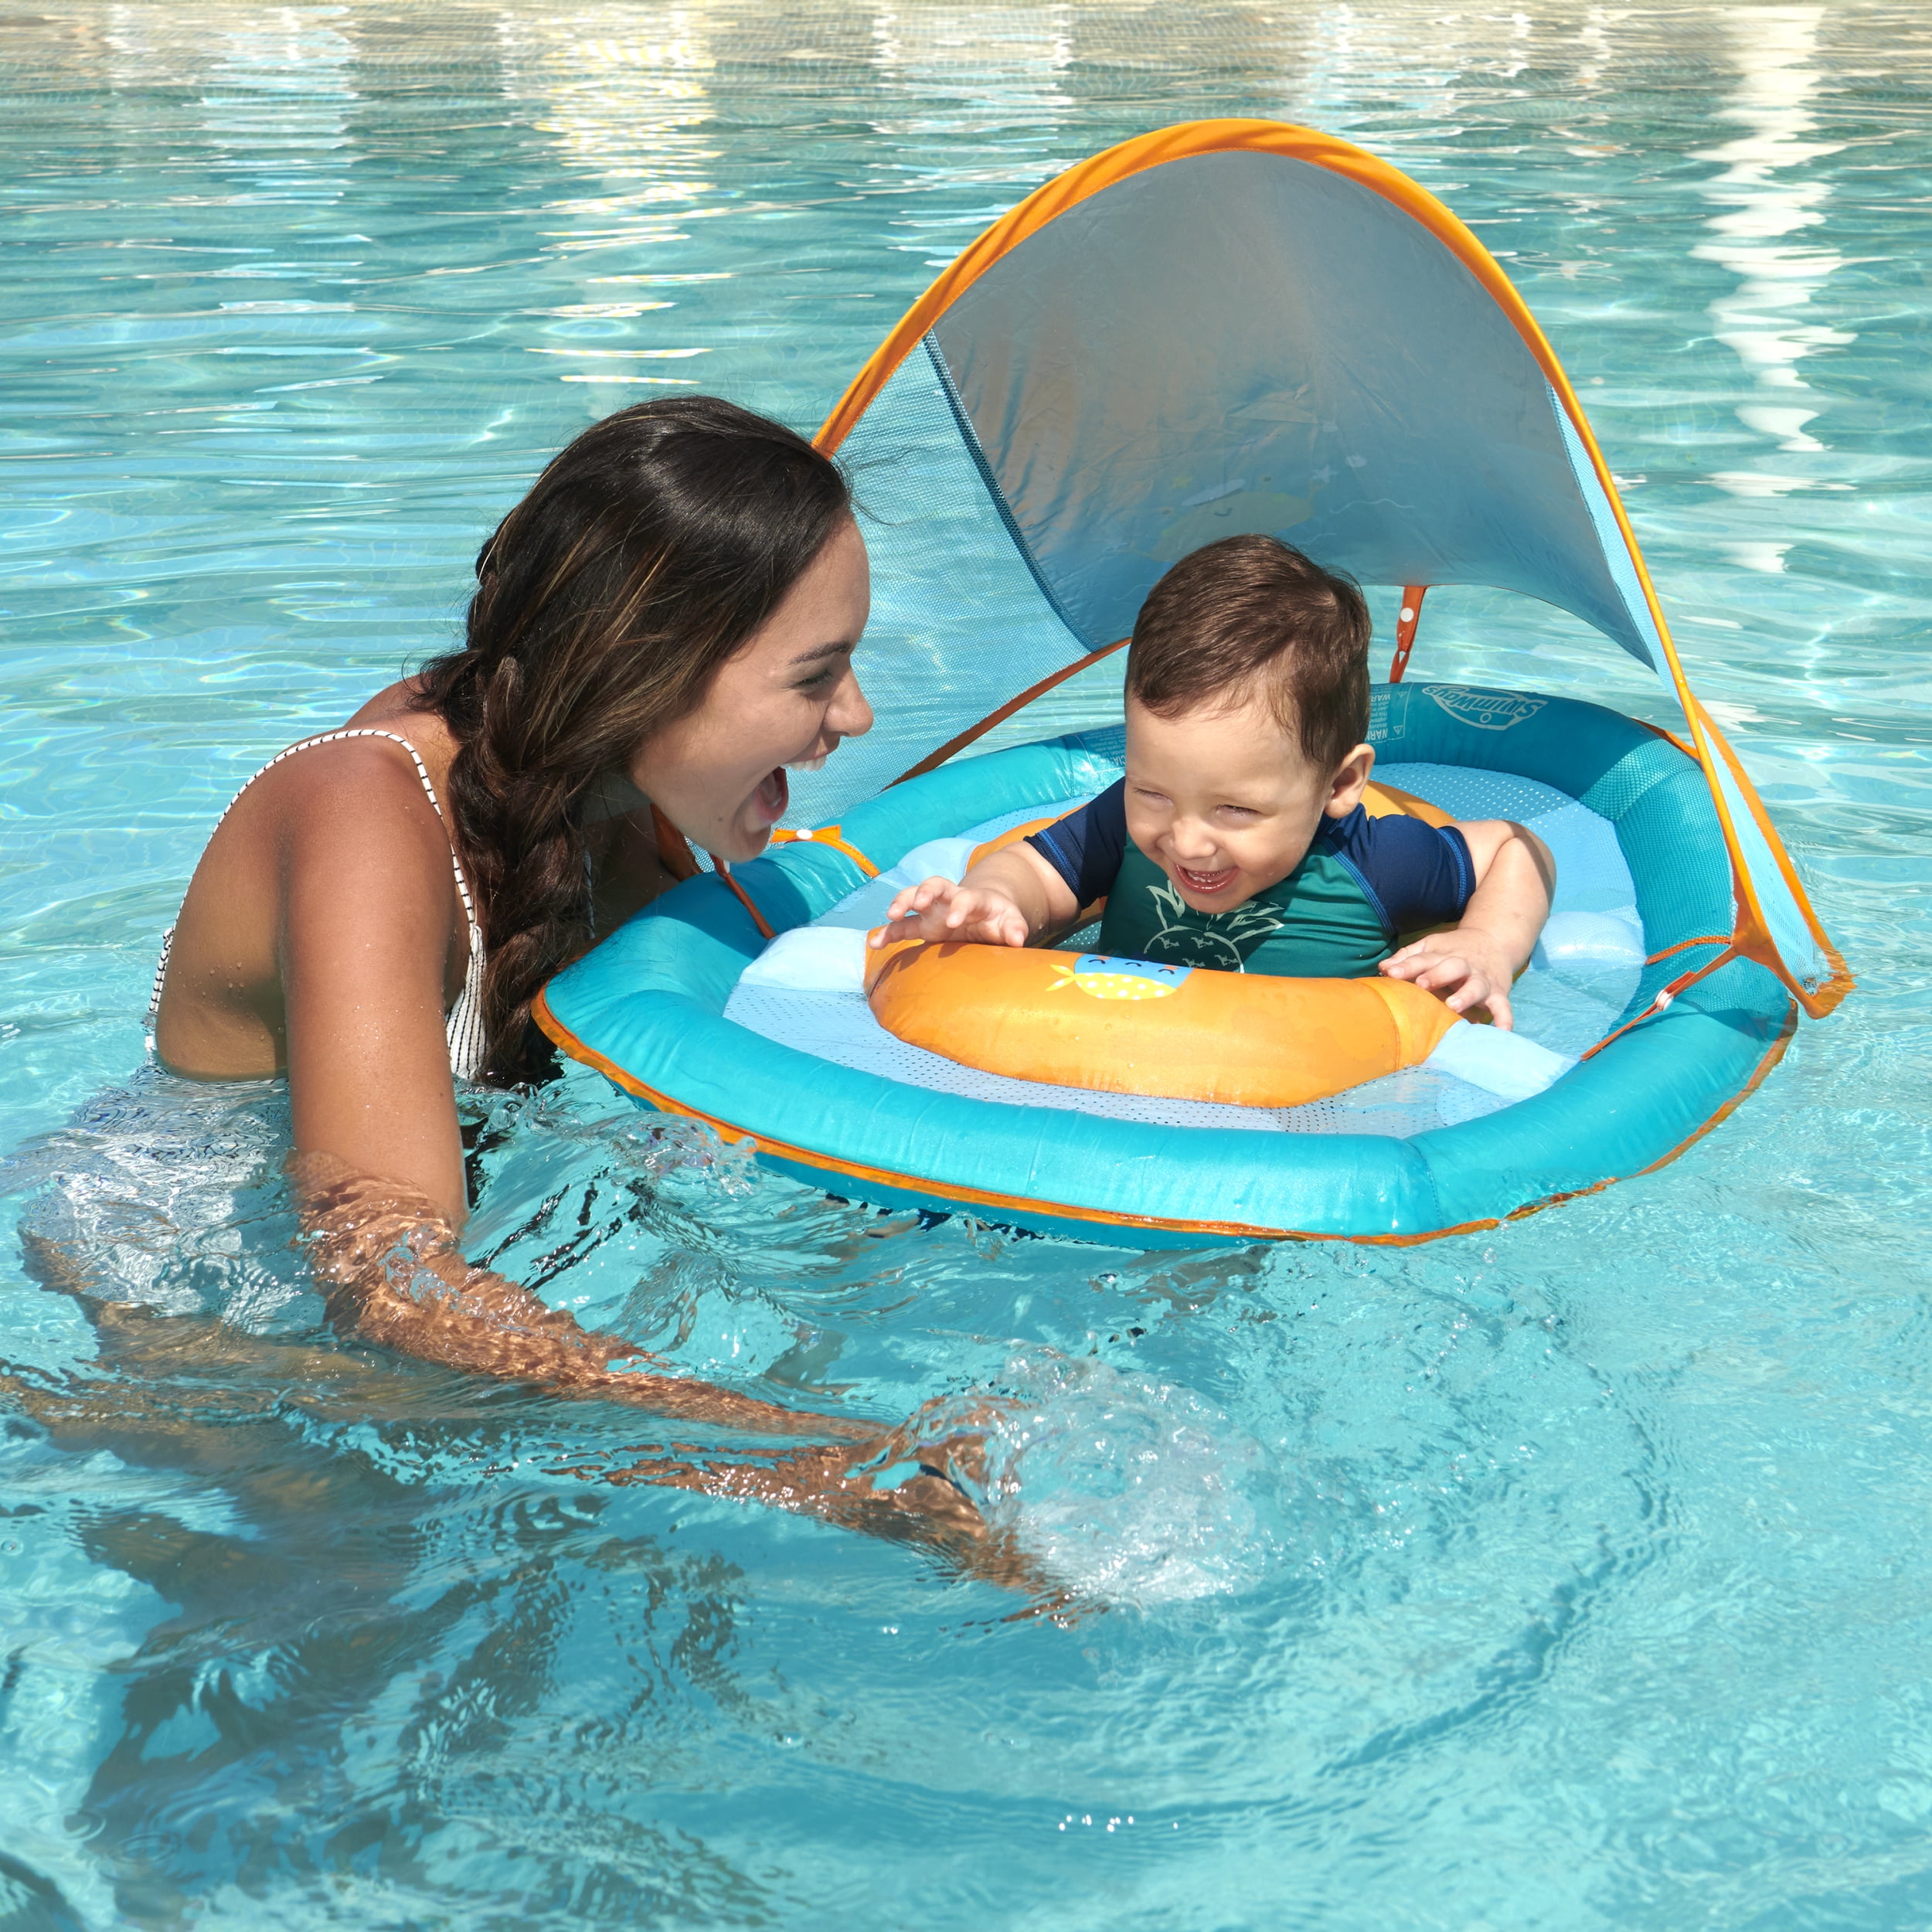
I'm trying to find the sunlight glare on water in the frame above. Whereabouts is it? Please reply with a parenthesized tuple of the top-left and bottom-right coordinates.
(2, 4, 1930, 1926)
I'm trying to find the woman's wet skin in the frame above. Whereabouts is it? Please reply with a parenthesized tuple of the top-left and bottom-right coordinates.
(633, 517, 874, 862)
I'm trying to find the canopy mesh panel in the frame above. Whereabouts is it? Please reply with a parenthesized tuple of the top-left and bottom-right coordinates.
(785, 342, 1087, 825)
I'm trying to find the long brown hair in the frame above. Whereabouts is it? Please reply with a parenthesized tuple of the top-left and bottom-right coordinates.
(414, 397, 851, 1083)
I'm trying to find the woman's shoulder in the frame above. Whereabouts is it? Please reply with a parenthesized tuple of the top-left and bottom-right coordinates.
(217, 692, 460, 859)
(264, 685, 457, 795)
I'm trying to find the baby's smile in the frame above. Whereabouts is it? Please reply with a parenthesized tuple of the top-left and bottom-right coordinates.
(1172, 860, 1240, 897)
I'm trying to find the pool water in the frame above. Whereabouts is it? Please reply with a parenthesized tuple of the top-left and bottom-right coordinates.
(3, 3, 1930, 1925)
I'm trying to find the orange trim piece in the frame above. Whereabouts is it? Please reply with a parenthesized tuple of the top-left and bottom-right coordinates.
(714, 865, 777, 944)
(1363, 781, 1453, 829)
(768, 824, 881, 879)
(890, 638, 1129, 787)
(1692, 701, 1853, 1018)
(813, 115, 1849, 1023)
(1634, 717, 1699, 761)
(1388, 585, 1426, 683)
(1645, 933, 1733, 967)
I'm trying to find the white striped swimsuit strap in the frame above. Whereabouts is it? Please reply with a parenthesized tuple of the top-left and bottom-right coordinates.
(148, 728, 481, 1028)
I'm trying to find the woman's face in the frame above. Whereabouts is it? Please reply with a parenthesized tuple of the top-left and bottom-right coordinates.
(632, 518, 874, 862)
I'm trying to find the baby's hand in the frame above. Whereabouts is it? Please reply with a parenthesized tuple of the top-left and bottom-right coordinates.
(870, 876, 1031, 949)
(1380, 928, 1519, 1030)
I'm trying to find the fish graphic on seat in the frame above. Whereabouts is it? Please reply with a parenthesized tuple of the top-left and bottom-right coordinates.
(1049, 954, 1194, 999)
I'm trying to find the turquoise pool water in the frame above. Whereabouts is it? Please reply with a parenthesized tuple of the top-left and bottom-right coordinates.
(3, 3, 1930, 1923)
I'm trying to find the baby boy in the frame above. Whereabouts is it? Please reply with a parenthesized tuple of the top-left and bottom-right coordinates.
(872, 535, 1553, 1029)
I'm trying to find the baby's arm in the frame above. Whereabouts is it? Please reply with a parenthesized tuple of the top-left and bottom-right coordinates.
(1379, 820, 1555, 1031)
(870, 842, 1080, 950)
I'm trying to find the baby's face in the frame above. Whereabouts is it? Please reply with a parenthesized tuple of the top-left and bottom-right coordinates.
(1123, 690, 1374, 914)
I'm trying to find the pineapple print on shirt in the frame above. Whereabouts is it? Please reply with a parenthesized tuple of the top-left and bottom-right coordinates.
(1138, 876, 1286, 973)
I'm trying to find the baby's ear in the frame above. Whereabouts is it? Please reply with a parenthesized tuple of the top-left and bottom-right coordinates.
(1325, 742, 1376, 815)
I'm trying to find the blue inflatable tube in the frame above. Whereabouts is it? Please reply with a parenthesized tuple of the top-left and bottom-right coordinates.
(536, 685, 1795, 1247)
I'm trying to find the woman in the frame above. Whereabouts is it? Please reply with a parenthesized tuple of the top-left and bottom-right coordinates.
(146, 397, 988, 1551)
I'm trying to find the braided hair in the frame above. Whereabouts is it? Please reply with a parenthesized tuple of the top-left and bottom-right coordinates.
(413, 397, 851, 1083)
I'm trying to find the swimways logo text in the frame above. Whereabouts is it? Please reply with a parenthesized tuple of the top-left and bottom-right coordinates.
(1423, 687, 1547, 732)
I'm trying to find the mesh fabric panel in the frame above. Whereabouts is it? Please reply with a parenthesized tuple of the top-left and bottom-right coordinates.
(1610, 766, 1736, 957)
(1577, 735, 1696, 824)
(786, 342, 1086, 823)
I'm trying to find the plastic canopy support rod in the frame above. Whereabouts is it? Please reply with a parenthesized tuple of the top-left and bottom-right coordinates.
(1388, 586, 1427, 683)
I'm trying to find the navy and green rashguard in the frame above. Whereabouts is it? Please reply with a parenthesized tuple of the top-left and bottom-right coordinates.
(1024, 778, 1476, 978)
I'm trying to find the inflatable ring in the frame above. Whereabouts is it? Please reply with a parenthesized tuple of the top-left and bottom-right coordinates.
(534, 685, 1800, 1247)
(855, 781, 1565, 1113)
(863, 935, 1469, 1111)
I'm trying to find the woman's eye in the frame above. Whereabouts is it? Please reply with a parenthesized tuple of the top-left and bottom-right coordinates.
(794, 653, 850, 692)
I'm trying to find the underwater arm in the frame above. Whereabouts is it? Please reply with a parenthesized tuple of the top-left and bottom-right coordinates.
(872, 842, 1078, 950)
(1379, 819, 1555, 1031)
(288, 1151, 873, 1437)
(276, 772, 866, 1439)
(19, 1194, 1002, 1571)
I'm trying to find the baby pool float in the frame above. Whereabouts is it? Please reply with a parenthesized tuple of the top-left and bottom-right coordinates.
(534, 119, 1850, 1247)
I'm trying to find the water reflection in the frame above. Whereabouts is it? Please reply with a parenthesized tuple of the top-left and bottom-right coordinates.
(1693, 2, 1855, 568)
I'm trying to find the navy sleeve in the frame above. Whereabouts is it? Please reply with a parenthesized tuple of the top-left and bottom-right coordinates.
(1024, 779, 1128, 907)
(1323, 807, 1475, 934)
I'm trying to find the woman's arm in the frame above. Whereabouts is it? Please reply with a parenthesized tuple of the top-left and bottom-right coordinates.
(18, 1216, 1001, 1570)
(274, 760, 868, 1439)
(280, 746, 473, 1216)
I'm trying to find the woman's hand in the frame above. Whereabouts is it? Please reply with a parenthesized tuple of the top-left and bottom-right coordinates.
(592, 1396, 1070, 1599)
(872, 874, 1031, 948)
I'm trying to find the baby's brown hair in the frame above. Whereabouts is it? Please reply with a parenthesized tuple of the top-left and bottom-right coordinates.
(1126, 535, 1372, 773)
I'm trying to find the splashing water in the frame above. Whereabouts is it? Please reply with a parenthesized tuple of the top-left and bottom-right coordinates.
(910, 1353, 1293, 1607)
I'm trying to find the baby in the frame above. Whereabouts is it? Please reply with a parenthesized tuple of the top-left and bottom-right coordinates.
(872, 535, 1553, 1029)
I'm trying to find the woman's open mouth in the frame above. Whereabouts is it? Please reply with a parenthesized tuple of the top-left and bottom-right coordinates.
(754, 767, 789, 824)
(1175, 862, 1238, 896)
